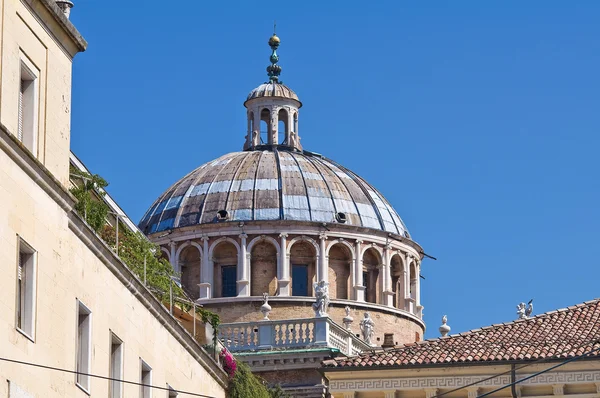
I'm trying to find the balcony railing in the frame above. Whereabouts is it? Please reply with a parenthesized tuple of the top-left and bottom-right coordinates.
(218, 316, 371, 356)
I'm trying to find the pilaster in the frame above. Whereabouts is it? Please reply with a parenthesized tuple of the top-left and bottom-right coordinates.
(382, 243, 394, 307)
(354, 239, 365, 302)
(237, 233, 249, 296)
(318, 233, 328, 283)
(278, 233, 290, 296)
(199, 235, 211, 299)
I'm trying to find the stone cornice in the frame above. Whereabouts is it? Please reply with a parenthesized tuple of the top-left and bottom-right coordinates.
(0, 123, 76, 212)
(24, 0, 87, 54)
(67, 213, 229, 388)
(327, 370, 600, 393)
(152, 224, 423, 261)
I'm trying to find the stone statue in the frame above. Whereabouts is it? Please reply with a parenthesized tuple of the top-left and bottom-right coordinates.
(312, 280, 330, 317)
(516, 300, 533, 320)
(343, 306, 354, 330)
(359, 312, 375, 345)
(260, 292, 271, 320)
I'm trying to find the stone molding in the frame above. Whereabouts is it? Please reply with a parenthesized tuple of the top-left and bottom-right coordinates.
(0, 123, 75, 212)
(68, 214, 229, 388)
(329, 370, 600, 392)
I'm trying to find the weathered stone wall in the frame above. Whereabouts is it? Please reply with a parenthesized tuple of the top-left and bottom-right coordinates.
(251, 241, 278, 296)
(208, 300, 424, 346)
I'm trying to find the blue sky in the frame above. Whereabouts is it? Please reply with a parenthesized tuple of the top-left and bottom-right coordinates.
(69, 1, 600, 338)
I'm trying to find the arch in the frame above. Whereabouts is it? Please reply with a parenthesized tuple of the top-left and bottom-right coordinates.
(360, 243, 383, 259)
(278, 108, 289, 144)
(326, 239, 355, 260)
(208, 237, 241, 259)
(390, 252, 404, 309)
(260, 108, 271, 145)
(209, 237, 240, 298)
(362, 247, 382, 304)
(174, 240, 203, 266)
(327, 242, 353, 300)
(247, 235, 281, 254)
(249, 239, 278, 296)
(287, 236, 319, 297)
(177, 242, 202, 299)
(287, 235, 319, 256)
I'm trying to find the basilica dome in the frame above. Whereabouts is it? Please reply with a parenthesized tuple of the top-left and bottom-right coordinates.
(138, 149, 410, 238)
(245, 82, 300, 104)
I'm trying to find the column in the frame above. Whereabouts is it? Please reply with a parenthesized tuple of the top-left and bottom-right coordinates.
(425, 388, 438, 398)
(467, 387, 479, 398)
(270, 106, 278, 145)
(318, 233, 328, 283)
(198, 236, 211, 299)
(169, 241, 177, 272)
(382, 244, 394, 307)
(278, 233, 290, 296)
(398, 251, 407, 310)
(237, 233, 249, 296)
(415, 259, 422, 317)
(354, 240, 365, 302)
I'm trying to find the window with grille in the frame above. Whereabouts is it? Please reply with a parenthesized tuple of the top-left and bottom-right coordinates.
(17, 60, 38, 154)
(16, 238, 36, 340)
(76, 300, 92, 392)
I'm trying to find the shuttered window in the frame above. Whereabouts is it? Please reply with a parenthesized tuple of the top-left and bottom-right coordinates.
(16, 239, 36, 340)
(17, 80, 24, 142)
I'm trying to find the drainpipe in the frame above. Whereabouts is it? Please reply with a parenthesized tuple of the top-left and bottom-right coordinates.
(511, 364, 518, 398)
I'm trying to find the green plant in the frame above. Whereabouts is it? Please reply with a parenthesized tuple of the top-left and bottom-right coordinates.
(100, 225, 182, 301)
(228, 361, 271, 398)
(69, 167, 109, 232)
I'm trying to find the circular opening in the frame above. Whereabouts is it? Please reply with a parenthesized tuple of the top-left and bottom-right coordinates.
(335, 212, 347, 223)
(217, 210, 229, 220)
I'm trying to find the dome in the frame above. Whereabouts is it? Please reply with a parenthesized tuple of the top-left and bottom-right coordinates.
(245, 82, 300, 104)
(139, 149, 410, 238)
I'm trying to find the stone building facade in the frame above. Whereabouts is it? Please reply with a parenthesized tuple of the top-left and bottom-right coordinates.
(0, 1, 227, 396)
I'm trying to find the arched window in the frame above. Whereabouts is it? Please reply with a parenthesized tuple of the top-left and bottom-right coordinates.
(248, 111, 254, 135)
(328, 244, 352, 300)
(250, 241, 278, 296)
(278, 108, 289, 145)
(362, 248, 381, 304)
(179, 245, 202, 299)
(289, 241, 317, 297)
(260, 108, 271, 145)
(212, 241, 239, 298)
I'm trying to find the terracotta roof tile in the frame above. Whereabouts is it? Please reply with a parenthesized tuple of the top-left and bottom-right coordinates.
(324, 299, 600, 369)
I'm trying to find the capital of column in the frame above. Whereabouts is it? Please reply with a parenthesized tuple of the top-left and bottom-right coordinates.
(552, 384, 565, 396)
(466, 387, 479, 398)
(383, 391, 397, 398)
(425, 388, 439, 398)
(319, 233, 328, 240)
(355, 239, 363, 245)
(239, 233, 248, 240)
(279, 232, 289, 239)
(200, 235, 209, 242)
(169, 241, 176, 248)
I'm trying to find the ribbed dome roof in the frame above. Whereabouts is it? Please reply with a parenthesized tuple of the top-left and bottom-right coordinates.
(246, 83, 300, 104)
(139, 149, 410, 238)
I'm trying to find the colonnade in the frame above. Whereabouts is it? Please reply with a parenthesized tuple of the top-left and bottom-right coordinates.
(163, 233, 422, 316)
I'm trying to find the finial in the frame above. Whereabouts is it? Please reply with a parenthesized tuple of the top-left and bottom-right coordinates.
(439, 315, 451, 337)
(267, 27, 281, 83)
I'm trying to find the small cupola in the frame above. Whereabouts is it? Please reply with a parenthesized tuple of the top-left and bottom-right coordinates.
(243, 31, 302, 152)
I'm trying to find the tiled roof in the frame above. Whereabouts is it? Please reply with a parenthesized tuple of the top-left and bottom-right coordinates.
(324, 299, 600, 369)
(139, 149, 410, 238)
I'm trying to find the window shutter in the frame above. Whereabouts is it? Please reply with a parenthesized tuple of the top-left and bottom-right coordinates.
(17, 80, 24, 142)
(17, 251, 23, 281)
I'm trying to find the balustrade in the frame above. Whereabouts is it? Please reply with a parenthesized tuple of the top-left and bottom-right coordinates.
(218, 317, 370, 356)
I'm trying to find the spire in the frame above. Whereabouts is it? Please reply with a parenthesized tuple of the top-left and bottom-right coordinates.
(267, 23, 281, 83)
